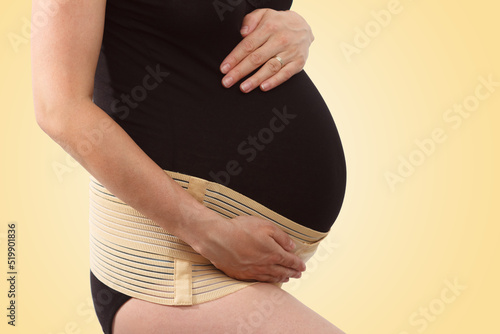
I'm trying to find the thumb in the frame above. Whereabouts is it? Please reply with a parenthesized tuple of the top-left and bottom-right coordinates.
(240, 8, 268, 37)
(269, 225, 296, 252)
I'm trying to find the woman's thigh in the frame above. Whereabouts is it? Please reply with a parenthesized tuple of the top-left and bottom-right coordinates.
(112, 282, 345, 334)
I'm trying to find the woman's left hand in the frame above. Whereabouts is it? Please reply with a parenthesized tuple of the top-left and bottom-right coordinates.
(220, 8, 314, 93)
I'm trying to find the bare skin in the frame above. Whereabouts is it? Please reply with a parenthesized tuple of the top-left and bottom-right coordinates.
(221, 8, 314, 93)
(113, 283, 345, 334)
(31, 0, 344, 332)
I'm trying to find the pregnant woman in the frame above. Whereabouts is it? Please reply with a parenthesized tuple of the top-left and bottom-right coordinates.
(31, 0, 347, 333)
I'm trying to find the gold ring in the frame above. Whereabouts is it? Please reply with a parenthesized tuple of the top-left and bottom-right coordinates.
(273, 55, 284, 68)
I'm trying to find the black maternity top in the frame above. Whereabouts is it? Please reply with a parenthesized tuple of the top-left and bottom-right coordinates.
(93, 0, 347, 234)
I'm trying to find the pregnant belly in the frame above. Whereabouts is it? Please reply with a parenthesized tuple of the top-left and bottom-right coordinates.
(94, 0, 346, 232)
(168, 70, 347, 232)
(98, 65, 347, 232)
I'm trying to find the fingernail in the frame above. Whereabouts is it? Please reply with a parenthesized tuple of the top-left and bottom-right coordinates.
(241, 26, 249, 35)
(223, 76, 233, 88)
(289, 240, 295, 250)
(241, 81, 251, 92)
(261, 82, 270, 91)
(221, 63, 230, 74)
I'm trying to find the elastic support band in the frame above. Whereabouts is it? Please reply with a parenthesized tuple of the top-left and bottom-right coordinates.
(88, 169, 330, 306)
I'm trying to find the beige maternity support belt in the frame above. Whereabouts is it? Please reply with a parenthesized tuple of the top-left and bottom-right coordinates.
(88, 170, 329, 306)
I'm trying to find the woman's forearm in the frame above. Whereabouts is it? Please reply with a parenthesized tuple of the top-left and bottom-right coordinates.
(35, 98, 220, 246)
(29, 0, 217, 246)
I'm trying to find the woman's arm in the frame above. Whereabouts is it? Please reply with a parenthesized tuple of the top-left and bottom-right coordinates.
(31, 0, 305, 283)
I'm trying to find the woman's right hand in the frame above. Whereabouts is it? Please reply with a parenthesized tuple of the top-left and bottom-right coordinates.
(187, 213, 306, 284)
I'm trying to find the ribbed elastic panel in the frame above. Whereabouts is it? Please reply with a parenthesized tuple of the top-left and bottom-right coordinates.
(89, 169, 329, 306)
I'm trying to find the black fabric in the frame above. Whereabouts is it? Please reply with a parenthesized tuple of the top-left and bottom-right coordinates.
(91, 0, 346, 330)
(246, 0, 293, 10)
(90, 270, 132, 334)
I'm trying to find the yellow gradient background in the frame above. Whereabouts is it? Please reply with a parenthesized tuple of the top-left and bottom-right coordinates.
(1, 0, 499, 333)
